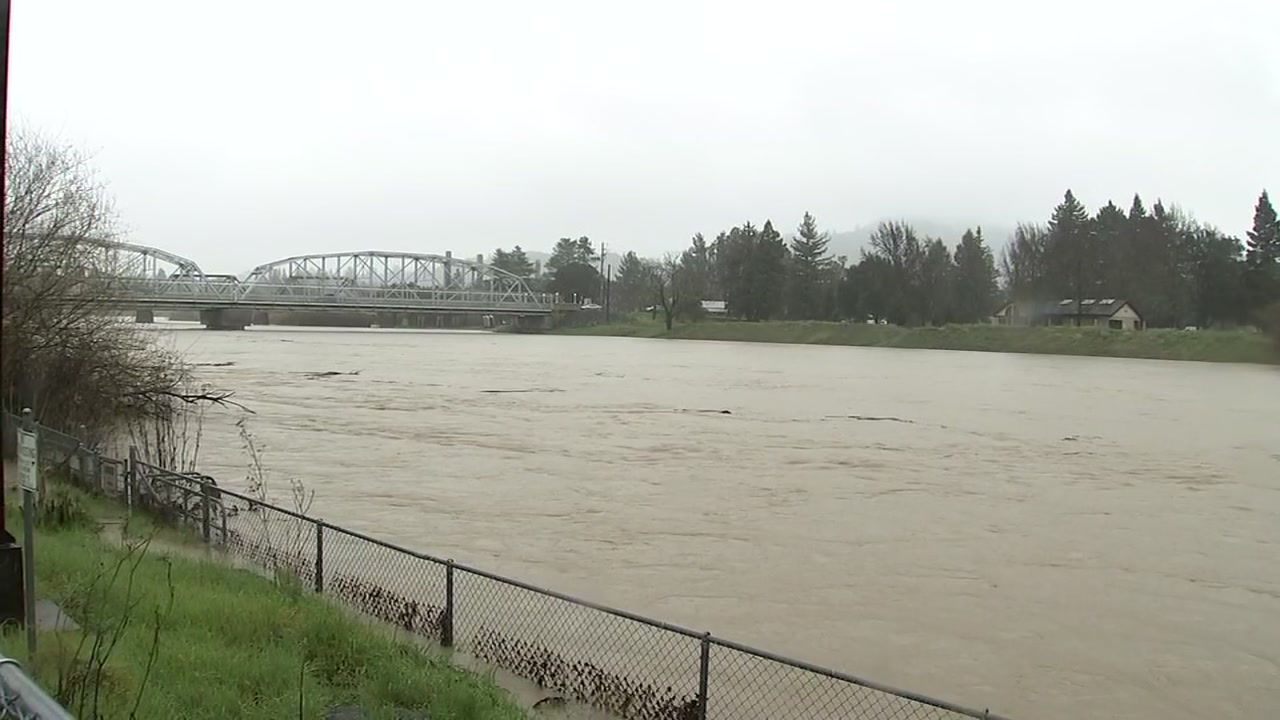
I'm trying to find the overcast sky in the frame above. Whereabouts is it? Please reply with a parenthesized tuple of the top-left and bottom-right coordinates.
(11, 0, 1279, 274)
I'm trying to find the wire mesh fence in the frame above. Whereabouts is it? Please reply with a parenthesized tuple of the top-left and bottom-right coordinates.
(6, 412, 1011, 720)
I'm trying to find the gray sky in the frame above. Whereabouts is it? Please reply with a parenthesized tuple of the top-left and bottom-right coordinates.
(12, 0, 1279, 274)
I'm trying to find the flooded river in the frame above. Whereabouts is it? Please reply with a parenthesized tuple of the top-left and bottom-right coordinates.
(169, 326, 1279, 720)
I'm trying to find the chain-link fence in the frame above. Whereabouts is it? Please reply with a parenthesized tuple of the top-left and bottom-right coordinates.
(8, 413, 1012, 720)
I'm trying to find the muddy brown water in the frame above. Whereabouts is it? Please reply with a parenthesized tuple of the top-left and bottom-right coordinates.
(158, 324, 1279, 720)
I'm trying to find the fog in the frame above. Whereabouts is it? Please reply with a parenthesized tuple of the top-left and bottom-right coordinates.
(10, 0, 1279, 273)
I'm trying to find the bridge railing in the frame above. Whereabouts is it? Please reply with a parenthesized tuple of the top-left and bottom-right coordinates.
(236, 282, 552, 310)
(98, 278, 554, 311)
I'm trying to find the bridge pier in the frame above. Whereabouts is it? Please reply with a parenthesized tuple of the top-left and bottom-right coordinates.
(512, 315, 550, 333)
(200, 308, 253, 331)
(134, 309, 155, 324)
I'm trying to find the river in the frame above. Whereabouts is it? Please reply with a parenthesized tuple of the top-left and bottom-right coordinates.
(165, 325, 1279, 720)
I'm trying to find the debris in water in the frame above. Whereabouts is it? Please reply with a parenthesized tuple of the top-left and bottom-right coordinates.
(825, 415, 915, 424)
(304, 370, 362, 379)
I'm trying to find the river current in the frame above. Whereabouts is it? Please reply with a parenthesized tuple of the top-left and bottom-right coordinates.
(165, 325, 1279, 720)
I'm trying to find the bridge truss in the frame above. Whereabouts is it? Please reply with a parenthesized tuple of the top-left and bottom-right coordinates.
(79, 237, 208, 279)
(76, 246, 552, 314)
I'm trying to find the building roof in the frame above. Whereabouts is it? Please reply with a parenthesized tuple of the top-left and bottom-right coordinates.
(995, 299, 1140, 319)
(1042, 299, 1136, 318)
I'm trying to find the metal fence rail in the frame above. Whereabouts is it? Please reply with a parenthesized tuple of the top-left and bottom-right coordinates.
(8, 412, 1011, 720)
(0, 653, 75, 720)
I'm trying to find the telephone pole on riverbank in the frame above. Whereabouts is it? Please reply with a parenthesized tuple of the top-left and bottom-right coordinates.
(1, 0, 12, 544)
(0, 0, 25, 632)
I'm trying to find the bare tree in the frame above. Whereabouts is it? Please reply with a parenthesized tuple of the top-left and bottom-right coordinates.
(3, 128, 235, 441)
(648, 255, 682, 331)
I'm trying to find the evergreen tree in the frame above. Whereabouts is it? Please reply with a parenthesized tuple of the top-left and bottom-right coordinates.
(614, 251, 651, 312)
(953, 228, 999, 323)
(1092, 201, 1130, 297)
(1246, 190, 1279, 267)
(490, 245, 534, 278)
(788, 211, 833, 320)
(548, 262, 602, 303)
(547, 236, 596, 273)
(715, 221, 788, 320)
(1245, 190, 1280, 312)
(1046, 189, 1098, 323)
(680, 233, 712, 303)
(920, 238, 955, 325)
(751, 220, 790, 320)
(1184, 225, 1246, 327)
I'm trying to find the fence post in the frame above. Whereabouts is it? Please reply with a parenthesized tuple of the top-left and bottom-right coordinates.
(19, 409, 38, 659)
(442, 560, 455, 648)
(697, 632, 711, 720)
(77, 424, 89, 489)
(314, 522, 324, 594)
(200, 482, 211, 544)
(127, 446, 138, 515)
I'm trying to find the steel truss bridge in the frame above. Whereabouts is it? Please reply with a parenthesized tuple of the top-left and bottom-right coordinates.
(59, 239, 554, 316)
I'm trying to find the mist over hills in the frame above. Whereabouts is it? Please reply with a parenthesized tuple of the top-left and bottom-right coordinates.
(528, 219, 1019, 271)
(826, 220, 1018, 261)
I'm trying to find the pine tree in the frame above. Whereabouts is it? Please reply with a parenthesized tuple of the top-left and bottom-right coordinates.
(491, 246, 534, 277)
(1046, 189, 1097, 323)
(1245, 190, 1280, 311)
(1092, 201, 1129, 297)
(1246, 191, 1279, 266)
(788, 212, 832, 320)
(752, 221, 789, 321)
(547, 236, 596, 272)
(614, 251, 651, 312)
(920, 238, 955, 325)
(954, 228, 999, 323)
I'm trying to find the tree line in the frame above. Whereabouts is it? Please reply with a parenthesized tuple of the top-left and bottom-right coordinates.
(489, 189, 1279, 330)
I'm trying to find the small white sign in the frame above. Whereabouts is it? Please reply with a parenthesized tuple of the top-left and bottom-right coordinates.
(18, 428, 39, 493)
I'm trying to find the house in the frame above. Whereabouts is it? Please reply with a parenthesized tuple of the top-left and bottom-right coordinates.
(993, 299, 1144, 330)
(699, 300, 728, 317)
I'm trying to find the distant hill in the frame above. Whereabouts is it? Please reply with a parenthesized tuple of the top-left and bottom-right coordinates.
(828, 220, 1017, 262)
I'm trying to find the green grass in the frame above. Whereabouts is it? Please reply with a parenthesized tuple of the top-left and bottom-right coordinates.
(558, 315, 1278, 364)
(1, 489, 525, 720)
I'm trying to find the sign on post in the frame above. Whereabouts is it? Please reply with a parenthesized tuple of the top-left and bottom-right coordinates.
(17, 427, 38, 494)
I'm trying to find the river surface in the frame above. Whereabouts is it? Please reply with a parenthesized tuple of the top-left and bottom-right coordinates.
(164, 325, 1279, 720)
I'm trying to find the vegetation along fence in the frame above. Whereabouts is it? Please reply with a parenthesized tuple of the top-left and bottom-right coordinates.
(10, 413, 1011, 720)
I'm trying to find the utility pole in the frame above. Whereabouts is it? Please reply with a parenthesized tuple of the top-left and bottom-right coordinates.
(598, 241, 607, 305)
(1, 0, 13, 545)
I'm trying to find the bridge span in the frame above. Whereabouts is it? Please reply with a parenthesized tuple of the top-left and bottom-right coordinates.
(58, 241, 561, 329)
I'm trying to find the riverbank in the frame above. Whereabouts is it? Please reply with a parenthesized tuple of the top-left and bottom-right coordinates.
(0, 485, 526, 720)
(557, 318, 1279, 364)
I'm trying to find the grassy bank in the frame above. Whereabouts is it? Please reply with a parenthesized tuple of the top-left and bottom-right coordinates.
(558, 316, 1278, 364)
(1, 488, 524, 720)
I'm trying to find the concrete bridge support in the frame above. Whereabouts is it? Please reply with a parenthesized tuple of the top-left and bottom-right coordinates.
(200, 308, 253, 331)
(134, 309, 155, 324)
(512, 315, 550, 332)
